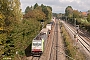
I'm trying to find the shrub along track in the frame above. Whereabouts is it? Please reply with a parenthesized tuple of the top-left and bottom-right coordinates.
(60, 21, 86, 60)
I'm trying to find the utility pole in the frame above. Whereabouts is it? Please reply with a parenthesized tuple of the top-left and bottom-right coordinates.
(74, 18, 76, 27)
(41, 20, 44, 29)
(66, 16, 67, 23)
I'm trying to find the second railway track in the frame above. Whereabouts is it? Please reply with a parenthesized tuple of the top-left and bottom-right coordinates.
(62, 21, 90, 56)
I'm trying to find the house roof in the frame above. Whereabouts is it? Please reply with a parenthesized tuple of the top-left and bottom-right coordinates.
(81, 12, 87, 16)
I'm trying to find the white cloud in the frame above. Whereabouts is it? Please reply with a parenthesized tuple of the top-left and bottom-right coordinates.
(20, 0, 90, 13)
(60, 0, 75, 2)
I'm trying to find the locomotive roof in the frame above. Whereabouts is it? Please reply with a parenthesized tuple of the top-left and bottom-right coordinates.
(46, 24, 52, 26)
(40, 28, 48, 33)
(34, 32, 47, 40)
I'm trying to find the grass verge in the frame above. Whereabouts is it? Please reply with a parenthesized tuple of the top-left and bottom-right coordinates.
(60, 22, 86, 60)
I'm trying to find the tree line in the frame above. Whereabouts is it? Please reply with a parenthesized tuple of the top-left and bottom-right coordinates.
(0, 0, 23, 59)
(0, 0, 52, 60)
(65, 6, 90, 32)
(52, 6, 90, 32)
(0, 0, 22, 32)
(24, 3, 52, 21)
(0, 1, 52, 59)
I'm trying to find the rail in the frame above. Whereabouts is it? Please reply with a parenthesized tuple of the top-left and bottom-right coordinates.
(62, 21, 90, 55)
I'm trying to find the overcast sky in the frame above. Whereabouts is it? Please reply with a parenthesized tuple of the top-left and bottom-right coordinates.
(20, 0, 90, 13)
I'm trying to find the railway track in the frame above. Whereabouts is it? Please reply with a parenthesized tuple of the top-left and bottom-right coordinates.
(49, 30, 55, 60)
(27, 20, 65, 60)
(56, 22, 58, 60)
(68, 24, 90, 49)
(67, 23, 90, 49)
(49, 20, 66, 60)
(32, 57, 40, 60)
(39, 22, 57, 60)
(49, 20, 65, 60)
(49, 20, 58, 60)
(79, 30, 90, 43)
(67, 23, 90, 46)
(62, 21, 90, 56)
(26, 53, 41, 60)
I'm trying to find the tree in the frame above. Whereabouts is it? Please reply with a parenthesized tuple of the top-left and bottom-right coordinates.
(73, 10, 79, 18)
(25, 6, 30, 13)
(0, 0, 23, 58)
(87, 13, 90, 22)
(41, 4, 44, 8)
(87, 10, 90, 13)
(0, 11, 5, 28)
(87, 10, 90, 21)
(42, 6, 52, 20)
(34, 3, 38, 9)
(52, 13, 57, 18)
(0, 0, 22, 31)
(24, 8, 46, 20)
(46, 6, 52, 19)
(24, 4, 52, 20)
(47, 6, 52, 11)
(12, 0, 23, 22)
(0, 0, 13, 32)
(65, 6, 73, 18)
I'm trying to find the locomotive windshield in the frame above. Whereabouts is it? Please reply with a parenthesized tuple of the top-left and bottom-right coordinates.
(33, 42, 41, 46)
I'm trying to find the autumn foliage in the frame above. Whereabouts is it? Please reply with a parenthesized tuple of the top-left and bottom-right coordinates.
(24, 3, 52, 21)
